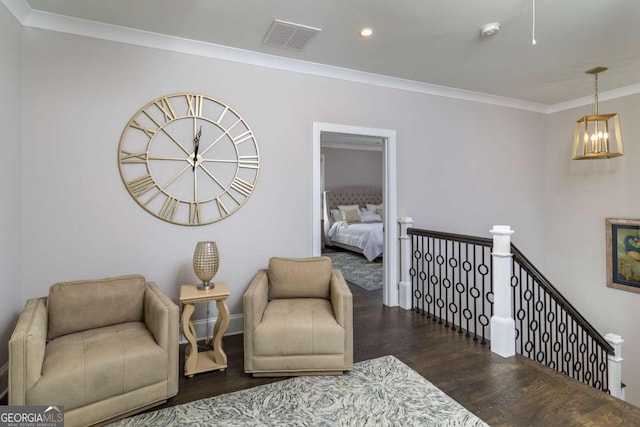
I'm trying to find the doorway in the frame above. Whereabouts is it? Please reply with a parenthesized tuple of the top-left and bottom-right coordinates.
(312, 122, 398, 307)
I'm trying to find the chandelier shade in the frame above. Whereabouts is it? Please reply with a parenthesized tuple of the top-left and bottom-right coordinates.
(571, 67, 623, 160)
(572, 113, 623, 160)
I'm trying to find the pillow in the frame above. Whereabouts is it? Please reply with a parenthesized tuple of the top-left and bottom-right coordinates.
(330, 209, 342, 223)
(360, 211, 382, 223)
(366, 203, 383, 212)
(338, 204, 361, 223)
(338, 204, 360, 211)
(376, 208, 384, 220)
(340, 208, 361, 223)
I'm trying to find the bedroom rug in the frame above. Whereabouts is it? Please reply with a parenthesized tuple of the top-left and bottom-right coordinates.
(325, 251, 383, 291)
(109, 355, 488, 427)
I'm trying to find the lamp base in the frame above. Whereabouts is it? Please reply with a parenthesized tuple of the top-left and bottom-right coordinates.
(198, 282, 215, 291)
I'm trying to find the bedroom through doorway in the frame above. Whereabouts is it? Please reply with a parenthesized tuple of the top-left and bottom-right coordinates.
(321, 135, 384, 293)
(312, 123, 398, 307)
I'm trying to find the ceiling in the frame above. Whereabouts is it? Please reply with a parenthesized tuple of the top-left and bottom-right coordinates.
(17, 0, 640, 107)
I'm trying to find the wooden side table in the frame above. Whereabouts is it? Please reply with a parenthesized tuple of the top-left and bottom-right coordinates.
(179, 282, 230, 377)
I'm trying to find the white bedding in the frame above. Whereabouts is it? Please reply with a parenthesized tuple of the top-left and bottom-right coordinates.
(328, 221, 383, 261)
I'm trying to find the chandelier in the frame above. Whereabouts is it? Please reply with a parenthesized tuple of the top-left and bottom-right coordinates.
(571, 67, 623, 160)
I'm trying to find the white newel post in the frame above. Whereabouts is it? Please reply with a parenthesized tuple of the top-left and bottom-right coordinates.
(399, 217, 414, 310)
(605, 333, 625, 400)
(490, 225, 516, 357)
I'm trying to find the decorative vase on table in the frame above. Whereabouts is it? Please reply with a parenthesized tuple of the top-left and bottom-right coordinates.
(193, 241, 219, 290)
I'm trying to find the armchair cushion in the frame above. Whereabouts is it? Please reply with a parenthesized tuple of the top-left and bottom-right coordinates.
(254, 299, 345, 356)
(47, 275, 146, 340)
(267, 257, 332, 299)
(27, 322, 167, 409)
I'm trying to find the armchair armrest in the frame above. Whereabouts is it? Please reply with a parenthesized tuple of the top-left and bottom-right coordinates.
(243, 270, 269, 331)
(243, 270, 269, 372)
(331, 269, 353, 369)
(144, 281, 179, 396)
(9, 297, 47, 405)
(330, 269, 352, 327)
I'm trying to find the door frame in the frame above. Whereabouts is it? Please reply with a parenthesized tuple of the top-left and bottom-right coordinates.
(312, 122, 398, 307)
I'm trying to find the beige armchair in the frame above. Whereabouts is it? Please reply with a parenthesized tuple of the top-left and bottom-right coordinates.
(9, 275, 179, 427)
(243, 257, 353, 376)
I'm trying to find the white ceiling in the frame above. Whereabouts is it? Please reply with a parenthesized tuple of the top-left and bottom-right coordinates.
(13, 0, 640, 108)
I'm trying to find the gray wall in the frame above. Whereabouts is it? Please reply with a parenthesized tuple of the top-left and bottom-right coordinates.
(17, 27, 547, 314)
(322, 147, 382, 190)
(545, 93, 640, 404)
(0, 3, 22, 392)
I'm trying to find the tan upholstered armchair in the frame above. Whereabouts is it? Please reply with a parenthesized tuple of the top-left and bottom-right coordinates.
(243, 257, 353, 376)
(9, 275, 179, 427)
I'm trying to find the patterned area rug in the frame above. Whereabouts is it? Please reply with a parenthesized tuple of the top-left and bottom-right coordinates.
(109, 356, 487, 427)
(325, 250, 383, 291)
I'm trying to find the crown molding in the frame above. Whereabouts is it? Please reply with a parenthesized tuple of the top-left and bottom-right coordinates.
(2, 0, 29, 22)
(547, 83, 640, 114)
(4, 0, 639, 115)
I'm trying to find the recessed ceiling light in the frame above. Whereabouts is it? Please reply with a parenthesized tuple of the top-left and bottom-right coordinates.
(480, 23, 500, 37)
(360, 28, 373, 37)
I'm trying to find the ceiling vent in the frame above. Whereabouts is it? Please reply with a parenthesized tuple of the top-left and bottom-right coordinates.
(263, 19, 321, 50)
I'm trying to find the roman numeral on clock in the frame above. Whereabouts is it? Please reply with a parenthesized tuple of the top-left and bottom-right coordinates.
(159, 196, 179, 221)
(186, 94, 203, 117)
(230, 177, 254, 197)
(155, 97, 177, 122)
(189, 202, 201, 225)
(130, 120, 156, 138)
(215, 197, 229, 217)
(238, 155, 259, 169)
(127, 174, 156, 197)
(120, 151, 147, 164)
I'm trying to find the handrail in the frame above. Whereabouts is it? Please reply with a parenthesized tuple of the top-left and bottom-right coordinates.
(408, 228, 492, 247)
(511, 243, 614, 355)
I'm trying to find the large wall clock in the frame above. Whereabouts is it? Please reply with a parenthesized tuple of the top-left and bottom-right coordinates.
(118, 93, 260, 226)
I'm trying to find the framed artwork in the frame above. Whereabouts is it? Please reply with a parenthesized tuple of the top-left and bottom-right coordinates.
(606, 218, 640, 293)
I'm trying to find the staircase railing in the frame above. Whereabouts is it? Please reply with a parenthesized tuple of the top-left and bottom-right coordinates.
(403, 222, 622, 397)
(407, 228, 493, 344)
(510, 244, 613, 393)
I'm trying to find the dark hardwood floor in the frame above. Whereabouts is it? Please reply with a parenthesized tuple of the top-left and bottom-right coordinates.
(4, 283, 640, 425)
(156, 283, 640, 426)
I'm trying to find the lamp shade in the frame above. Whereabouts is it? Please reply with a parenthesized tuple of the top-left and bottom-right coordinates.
(193, 241, 219, 290)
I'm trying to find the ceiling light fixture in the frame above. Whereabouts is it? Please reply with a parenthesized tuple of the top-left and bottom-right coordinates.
(572, 67, 623, 160)
(360, 28, 373, 37)
(480, 23, 500, 37)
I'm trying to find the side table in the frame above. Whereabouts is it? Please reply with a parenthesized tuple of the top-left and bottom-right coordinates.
(179, 282, 230, 377)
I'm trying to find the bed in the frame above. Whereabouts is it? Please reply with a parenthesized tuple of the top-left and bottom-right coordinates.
(323, 187, 384, 262)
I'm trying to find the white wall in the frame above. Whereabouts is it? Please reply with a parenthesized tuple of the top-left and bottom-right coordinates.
(322, 147, 382, 190)
(545, 93, 640, 405)
(397, 96, 548, 265)
(20, 27, 547, 318)
(0, 2, 22, 393)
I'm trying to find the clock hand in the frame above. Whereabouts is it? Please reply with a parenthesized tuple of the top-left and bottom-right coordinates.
(193, 125, 202, 171)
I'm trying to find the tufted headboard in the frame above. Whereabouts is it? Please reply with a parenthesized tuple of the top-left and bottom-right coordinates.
(324, 187, 383, 215)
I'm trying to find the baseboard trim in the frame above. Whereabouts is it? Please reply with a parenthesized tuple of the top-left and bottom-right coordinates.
(0, 361, 8, 401)
(179, 313, 243, 344)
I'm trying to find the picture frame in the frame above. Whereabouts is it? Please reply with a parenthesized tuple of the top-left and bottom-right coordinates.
(606, 218, 640, 293)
